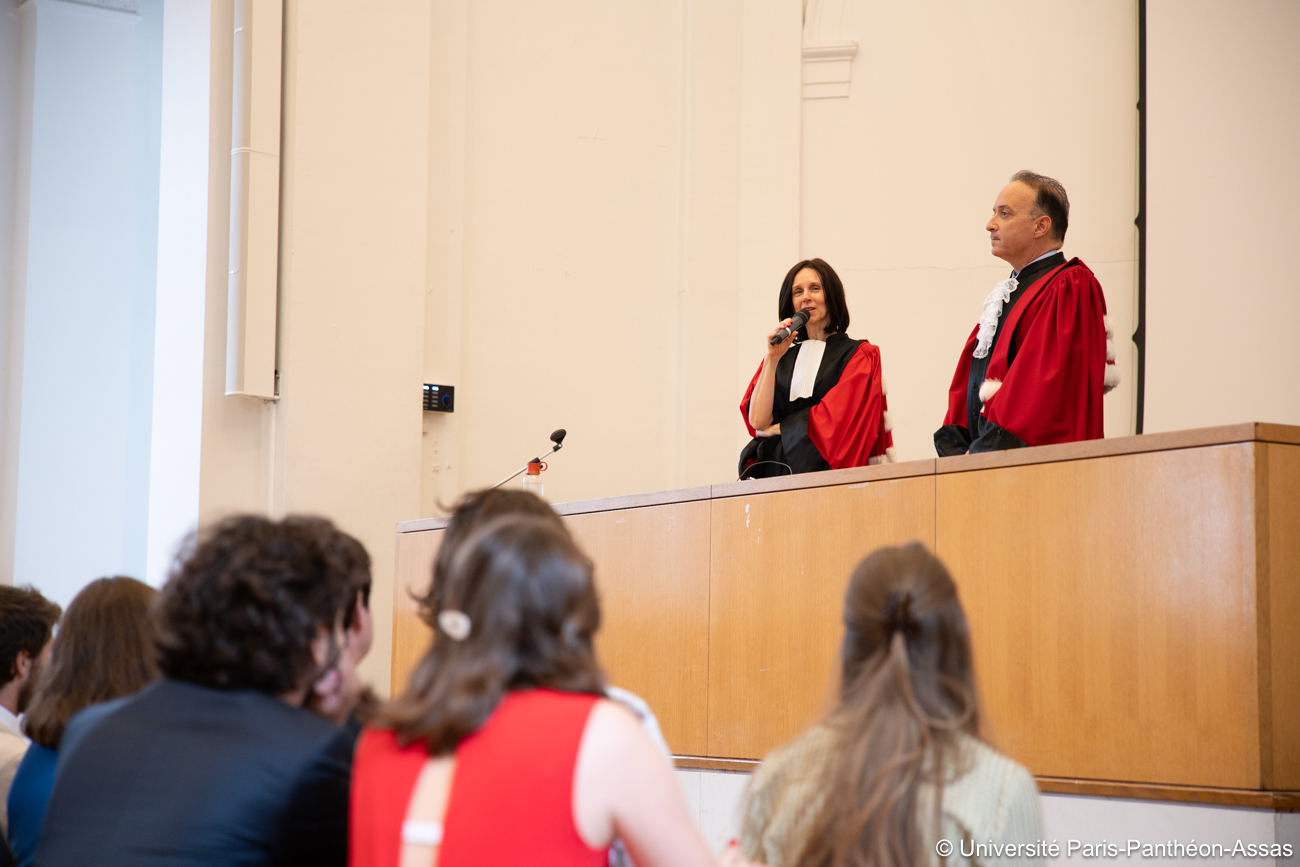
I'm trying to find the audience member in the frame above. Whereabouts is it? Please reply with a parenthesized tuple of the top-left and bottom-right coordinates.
(414, 489, 675, 867)
(308, 536, 376, 727)
(740, 543, 1043, 867)
(0, 588, 60, 839)
(351, 514, 753, 867)
(34, 515, 370, 867)
(7, 577, 157, 867)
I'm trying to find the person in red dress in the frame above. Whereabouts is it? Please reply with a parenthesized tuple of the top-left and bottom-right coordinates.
(740, 258, 894, 479)
(350, 513, 759, 867)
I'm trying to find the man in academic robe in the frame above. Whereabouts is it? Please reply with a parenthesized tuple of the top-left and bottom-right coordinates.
(934, 171, 1120, 456)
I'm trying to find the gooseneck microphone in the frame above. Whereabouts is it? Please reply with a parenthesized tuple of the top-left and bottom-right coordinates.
(490, 429, 568, 490)
(769, 309, 811, 346)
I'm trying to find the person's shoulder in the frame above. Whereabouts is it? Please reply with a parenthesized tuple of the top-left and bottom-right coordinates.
(1052, 257, 1102, 288)
(943, 735, 1039, 836)
(752, 722, 839, 794)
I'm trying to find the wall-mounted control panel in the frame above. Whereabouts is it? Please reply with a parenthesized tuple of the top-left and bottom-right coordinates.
(423, 384, 454, 413)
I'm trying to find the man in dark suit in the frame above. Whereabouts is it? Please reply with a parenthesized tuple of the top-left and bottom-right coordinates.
(34, 516, 371, 867)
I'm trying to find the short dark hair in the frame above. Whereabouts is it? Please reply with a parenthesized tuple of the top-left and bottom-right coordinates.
(778, 258, 851, 339)
(1011, 170, 1069, 242)
(155, 515, 370, 695)
(0, 586, 61, 688)
(384, 514, 605, 753)
(24, 577, 158, 749)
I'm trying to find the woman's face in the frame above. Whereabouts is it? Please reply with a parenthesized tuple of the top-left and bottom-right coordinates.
(791, 267, 829, 333)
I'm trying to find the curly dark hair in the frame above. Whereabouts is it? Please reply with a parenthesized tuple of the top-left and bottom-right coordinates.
(0, 586, 61, 688)
(155, 515, 371, 695)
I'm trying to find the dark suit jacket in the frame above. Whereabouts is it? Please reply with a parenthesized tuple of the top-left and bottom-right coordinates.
(33, 679, 355, 867)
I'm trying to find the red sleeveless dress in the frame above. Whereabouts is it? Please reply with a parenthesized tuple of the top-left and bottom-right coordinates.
(350, 689, 608, 867)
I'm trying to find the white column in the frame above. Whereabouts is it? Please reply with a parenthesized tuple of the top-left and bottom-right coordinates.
(145, 0, 211, 585)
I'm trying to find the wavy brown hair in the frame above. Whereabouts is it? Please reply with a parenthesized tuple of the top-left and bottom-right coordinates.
(24, 577, 158, 749)
(420, 488, 562, 619)
(795, 543, 981, 867)
(382, 514, 605, 753)
(155, 515, 370, 695)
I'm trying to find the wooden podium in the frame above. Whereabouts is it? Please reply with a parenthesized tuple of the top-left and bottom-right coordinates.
(393, 423, 1300, 809)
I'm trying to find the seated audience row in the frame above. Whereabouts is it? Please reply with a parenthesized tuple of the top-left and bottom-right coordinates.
(0, 489, 1042, 867)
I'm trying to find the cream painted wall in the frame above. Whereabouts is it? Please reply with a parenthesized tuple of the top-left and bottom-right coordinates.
(800, 0, 1139, 460)
(421, 0, 802, 510)
(195, 0, 430, 694)
(1145, 0, 1300, 431)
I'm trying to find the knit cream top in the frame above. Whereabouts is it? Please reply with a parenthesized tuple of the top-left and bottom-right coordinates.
(740, 724, 1044, 867)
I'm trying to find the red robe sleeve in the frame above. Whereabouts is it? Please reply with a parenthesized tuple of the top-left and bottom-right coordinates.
(808, 343, 894, 469)
(739, 360, 764, 438)
(981, 265, 1108, 446)
(942, 324, 980, 431)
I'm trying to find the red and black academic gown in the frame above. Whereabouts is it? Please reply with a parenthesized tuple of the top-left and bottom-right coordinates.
(934, 255, 1120, 455)
(739, 333, 894, 479)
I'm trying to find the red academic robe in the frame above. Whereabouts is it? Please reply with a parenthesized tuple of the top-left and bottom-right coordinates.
(942, 258, 1119, 448)
(740, 338, 894, 475)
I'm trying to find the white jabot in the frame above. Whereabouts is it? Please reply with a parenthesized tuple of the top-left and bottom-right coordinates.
(0, 706, 23, 739)
(402, 820, 444, 846)
(788, 339, 826, 401)
(973, 249, 1062, 359)
(973, 278, 1017, 359)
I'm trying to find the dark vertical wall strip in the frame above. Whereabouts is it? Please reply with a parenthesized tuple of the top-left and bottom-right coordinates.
(1134, 0, 1148, 434)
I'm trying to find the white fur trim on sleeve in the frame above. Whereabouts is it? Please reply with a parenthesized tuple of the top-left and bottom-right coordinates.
(978, 379, 1002, 404)
(882, 410, 894, 433)
(1106, 338, 1116, 363)
(868, 447, 898, 466)
(1104, 315, 1115, 339)
(881, 378, 889, 397)
(1103, 362, 1121, 394)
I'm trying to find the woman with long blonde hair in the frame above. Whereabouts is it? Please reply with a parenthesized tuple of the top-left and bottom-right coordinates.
(741, 543, 1042, 867)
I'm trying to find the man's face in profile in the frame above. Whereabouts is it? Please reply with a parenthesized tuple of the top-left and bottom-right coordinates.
(17, 640, 53, 713)
(985, 181, 1041, 267)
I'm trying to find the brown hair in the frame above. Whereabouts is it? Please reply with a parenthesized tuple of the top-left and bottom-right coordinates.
(1010, 169, 1070, 242)
(0, 586, 61, 688)
(778, 258, 851, 340)
(795, 543, 981, 867)
(420, 488, 562, 619)
(155, 515, 370, 695)
(24, 577, 158, 749)
(382, 514, 605, 753)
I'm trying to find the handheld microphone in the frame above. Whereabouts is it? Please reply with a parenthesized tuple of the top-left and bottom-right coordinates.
(769, 309, 811, 346)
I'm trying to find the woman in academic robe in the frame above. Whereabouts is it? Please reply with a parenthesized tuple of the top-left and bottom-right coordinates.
(739, 258, 894, 479)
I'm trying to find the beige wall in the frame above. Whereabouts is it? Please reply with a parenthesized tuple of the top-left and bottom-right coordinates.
(1145, 0, 1300, 431)
(196, 0, 430, 694)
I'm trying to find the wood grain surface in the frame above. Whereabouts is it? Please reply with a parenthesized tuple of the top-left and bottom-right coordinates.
(707, 476, 936, 759)
(1265, 444, 1300, 789)
(937, 443, 1262, 789)
(566, 502, 711, 756)
(390, 529, 441, 696)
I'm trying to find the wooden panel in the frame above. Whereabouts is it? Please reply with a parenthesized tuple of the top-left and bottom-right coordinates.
(936, 444, 1262, 789)
(390, 529, 441, 696)
(710, 458, 935, 500)
(1267, 444, 1300, 788)
(936, 422, 1270, 475)
(707, 476, 936, 759)
(566, 502, 711, 756)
